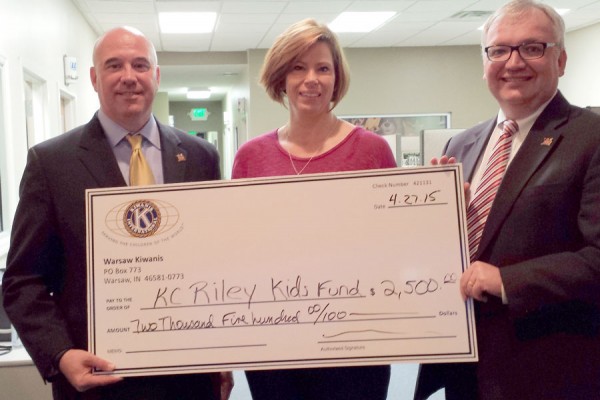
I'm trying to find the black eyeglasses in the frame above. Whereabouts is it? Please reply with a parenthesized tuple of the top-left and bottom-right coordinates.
(484, 42, 557, 62)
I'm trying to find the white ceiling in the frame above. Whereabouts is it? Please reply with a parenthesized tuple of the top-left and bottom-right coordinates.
(70, 0, 600, 100)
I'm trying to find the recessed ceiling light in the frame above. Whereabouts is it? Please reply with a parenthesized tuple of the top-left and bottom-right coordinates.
(159, 12, 216, 34)
(450, 10, 494, 20)
(329, 12, 396, 33)
(187, 88, 211, 100)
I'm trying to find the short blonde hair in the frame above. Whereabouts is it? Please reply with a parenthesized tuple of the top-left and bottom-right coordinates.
(260, 19, 350, 110)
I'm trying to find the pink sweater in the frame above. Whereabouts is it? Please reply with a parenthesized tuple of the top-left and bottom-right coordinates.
(232, 126, 396, 178)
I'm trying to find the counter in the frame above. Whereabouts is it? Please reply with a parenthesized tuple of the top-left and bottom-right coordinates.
(0, 343, 52, 399)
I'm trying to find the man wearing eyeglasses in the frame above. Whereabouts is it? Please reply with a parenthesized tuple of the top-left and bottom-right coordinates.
(414, 0, 600, 399)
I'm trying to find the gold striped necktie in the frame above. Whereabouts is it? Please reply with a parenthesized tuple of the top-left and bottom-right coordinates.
(127, 133, 155, 186)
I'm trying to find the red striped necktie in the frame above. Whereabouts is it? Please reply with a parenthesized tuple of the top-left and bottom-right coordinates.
(466, 119, 518, 261)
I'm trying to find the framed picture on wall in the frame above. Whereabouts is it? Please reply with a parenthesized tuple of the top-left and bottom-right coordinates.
(340, 113, 451, 166)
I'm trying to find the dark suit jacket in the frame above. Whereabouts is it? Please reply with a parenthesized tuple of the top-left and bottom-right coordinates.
(415, 92, 600, 400)
(2, 114, 221, 400)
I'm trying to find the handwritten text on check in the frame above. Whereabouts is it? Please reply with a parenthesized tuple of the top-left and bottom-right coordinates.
(87, 165, 477, 377)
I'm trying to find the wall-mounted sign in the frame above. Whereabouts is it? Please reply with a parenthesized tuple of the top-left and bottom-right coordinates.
(189, 108, 208, 121)
(63, 55, 78, 86)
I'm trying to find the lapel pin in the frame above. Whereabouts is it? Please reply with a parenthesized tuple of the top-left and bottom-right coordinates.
(541, 137, 553, 146)
(176, 153, 186, 162)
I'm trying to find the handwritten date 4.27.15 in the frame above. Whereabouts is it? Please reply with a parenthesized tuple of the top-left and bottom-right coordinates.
(388, 190, 441, 207)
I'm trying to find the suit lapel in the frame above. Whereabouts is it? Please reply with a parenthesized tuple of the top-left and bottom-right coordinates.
(78, 116, 126, 188)
(476, 93, 569, 259)
(462, 119, 497, 181)
(159, 123, 188, 184)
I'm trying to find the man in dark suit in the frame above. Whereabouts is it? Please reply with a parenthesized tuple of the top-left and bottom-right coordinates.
(415, 1, 600, 399)
(2, 26, 233, 399)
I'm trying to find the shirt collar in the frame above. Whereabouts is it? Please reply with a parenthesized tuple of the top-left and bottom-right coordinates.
(497, 92, 556, 136)
(97, 109, 161, 150)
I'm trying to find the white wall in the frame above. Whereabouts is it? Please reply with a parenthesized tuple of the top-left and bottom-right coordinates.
(247, 45, 498, 141)
(246, 25, 600, 144)
(224, 62, 250, 178)
(0, 1, 99, 398)
(559, 22, 600, 108)
(0, 0, 99, 264)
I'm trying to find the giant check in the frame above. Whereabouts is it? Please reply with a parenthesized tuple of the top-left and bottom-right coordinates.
(86, 165, 476, 377)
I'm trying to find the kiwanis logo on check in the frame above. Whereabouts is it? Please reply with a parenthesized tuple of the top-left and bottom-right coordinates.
(124, 200, 161, 238)
(104, 199, 181, 239)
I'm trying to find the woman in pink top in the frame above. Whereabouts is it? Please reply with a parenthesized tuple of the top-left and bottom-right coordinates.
(232, 19, 395, 400)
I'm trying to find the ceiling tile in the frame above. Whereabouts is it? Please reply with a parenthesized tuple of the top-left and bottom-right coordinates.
(220, 1, 287, 13)
(86, 0, 155, 13)
(160, 33, 212, 51)
(68, 0, 600, 100)
(283, 1, 351, 13)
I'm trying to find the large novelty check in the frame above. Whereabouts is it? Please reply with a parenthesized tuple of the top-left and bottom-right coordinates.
(86, 165, 476, 377)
